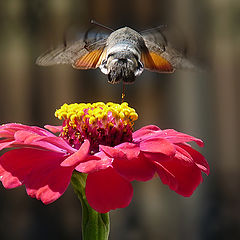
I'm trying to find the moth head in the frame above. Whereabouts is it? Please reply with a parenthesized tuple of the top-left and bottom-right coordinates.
(99, 52, 143, 84)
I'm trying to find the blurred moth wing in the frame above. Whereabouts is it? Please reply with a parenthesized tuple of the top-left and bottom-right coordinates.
(141, 46, 174, 73)
(36, 34, 108, 69)
(141, 27, 198, 72)
(73, 39, 107, 69)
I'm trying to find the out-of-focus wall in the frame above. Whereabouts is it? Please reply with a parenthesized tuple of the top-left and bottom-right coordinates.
(0, 0, 239, 239)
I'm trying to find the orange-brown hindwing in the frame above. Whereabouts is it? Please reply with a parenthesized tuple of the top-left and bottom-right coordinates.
(73, 49, 106, 69)
(141, 51, 174, 73)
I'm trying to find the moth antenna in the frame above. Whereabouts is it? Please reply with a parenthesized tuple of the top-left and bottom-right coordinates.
(90, 19, 114, 32)
(141, 24, 167, 33)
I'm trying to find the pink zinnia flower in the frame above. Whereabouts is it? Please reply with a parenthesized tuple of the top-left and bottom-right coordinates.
(0, 102, 209, 213)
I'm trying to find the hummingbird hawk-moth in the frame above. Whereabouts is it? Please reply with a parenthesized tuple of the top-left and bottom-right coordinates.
(36, 25, 195, 84)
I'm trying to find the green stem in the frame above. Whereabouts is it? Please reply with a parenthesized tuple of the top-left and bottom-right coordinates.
(71, 171, 110, 240)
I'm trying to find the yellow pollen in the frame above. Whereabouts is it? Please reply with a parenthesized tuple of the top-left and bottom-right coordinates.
(55, 102, 138, 127)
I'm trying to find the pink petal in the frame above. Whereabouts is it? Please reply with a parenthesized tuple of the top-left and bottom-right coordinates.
(85, 167, 133, 213)
(153, 163, 176, 189)
(0, 139, 14, 150)
(0, 124, 75, 154)
(140, 137, 176, 156)
(0, 124, 60, 147)
(0, 149, 38, 188)
(154, 156, 203, 197)
(0, 123, 56, 137)
(159, 129, 204, 147)
(100, 142, 140, 160)
(133, 125, 161, 142)
(0, 129, 15, 138)
(99, 145, 127, 159)
(0, 168, 22, 188)
(141, 152, 170, 163)
(113, 152, 155, 181)
(26, 125, 56, 137)
(177, 144, 210, 175)
(25, 164, 73, 204)
(75, 152, 113, 173)
(12, 133, 72, 153)
(14, 130, 46, 143)
(174, 144, 194, 161)
(115, 142, 141, 159)
(0, 148, 73, 203)
(133, 127, 204, 147)
(0, 123, 24, 132)
(0, 124, 27, 139)
(100, 143, 155, 181)
(61, 140, 90, 167)
(38, 137, 75, 153)
(44, 125, 62, 133)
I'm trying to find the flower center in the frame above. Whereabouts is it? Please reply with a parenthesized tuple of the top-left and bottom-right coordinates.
(55, 102, 138, 154)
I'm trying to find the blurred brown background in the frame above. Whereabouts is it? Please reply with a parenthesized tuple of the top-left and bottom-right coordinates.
(0, 0, 239, 239)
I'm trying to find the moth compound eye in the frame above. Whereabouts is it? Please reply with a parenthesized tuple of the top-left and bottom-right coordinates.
(134, 61, 144, 76)
(99, 60, 108, 74)
(138, 61, 143, 69)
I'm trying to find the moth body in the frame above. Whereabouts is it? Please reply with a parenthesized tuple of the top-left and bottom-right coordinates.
(100, 27, 145, 83)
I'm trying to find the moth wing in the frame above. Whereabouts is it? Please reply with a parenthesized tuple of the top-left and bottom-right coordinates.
(73, 40, 107, 69)
(36, 39, 87, 66)
(141, 27, 198, 72)
(141, 41, 174, 73)
(36, 31, 109, 69)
